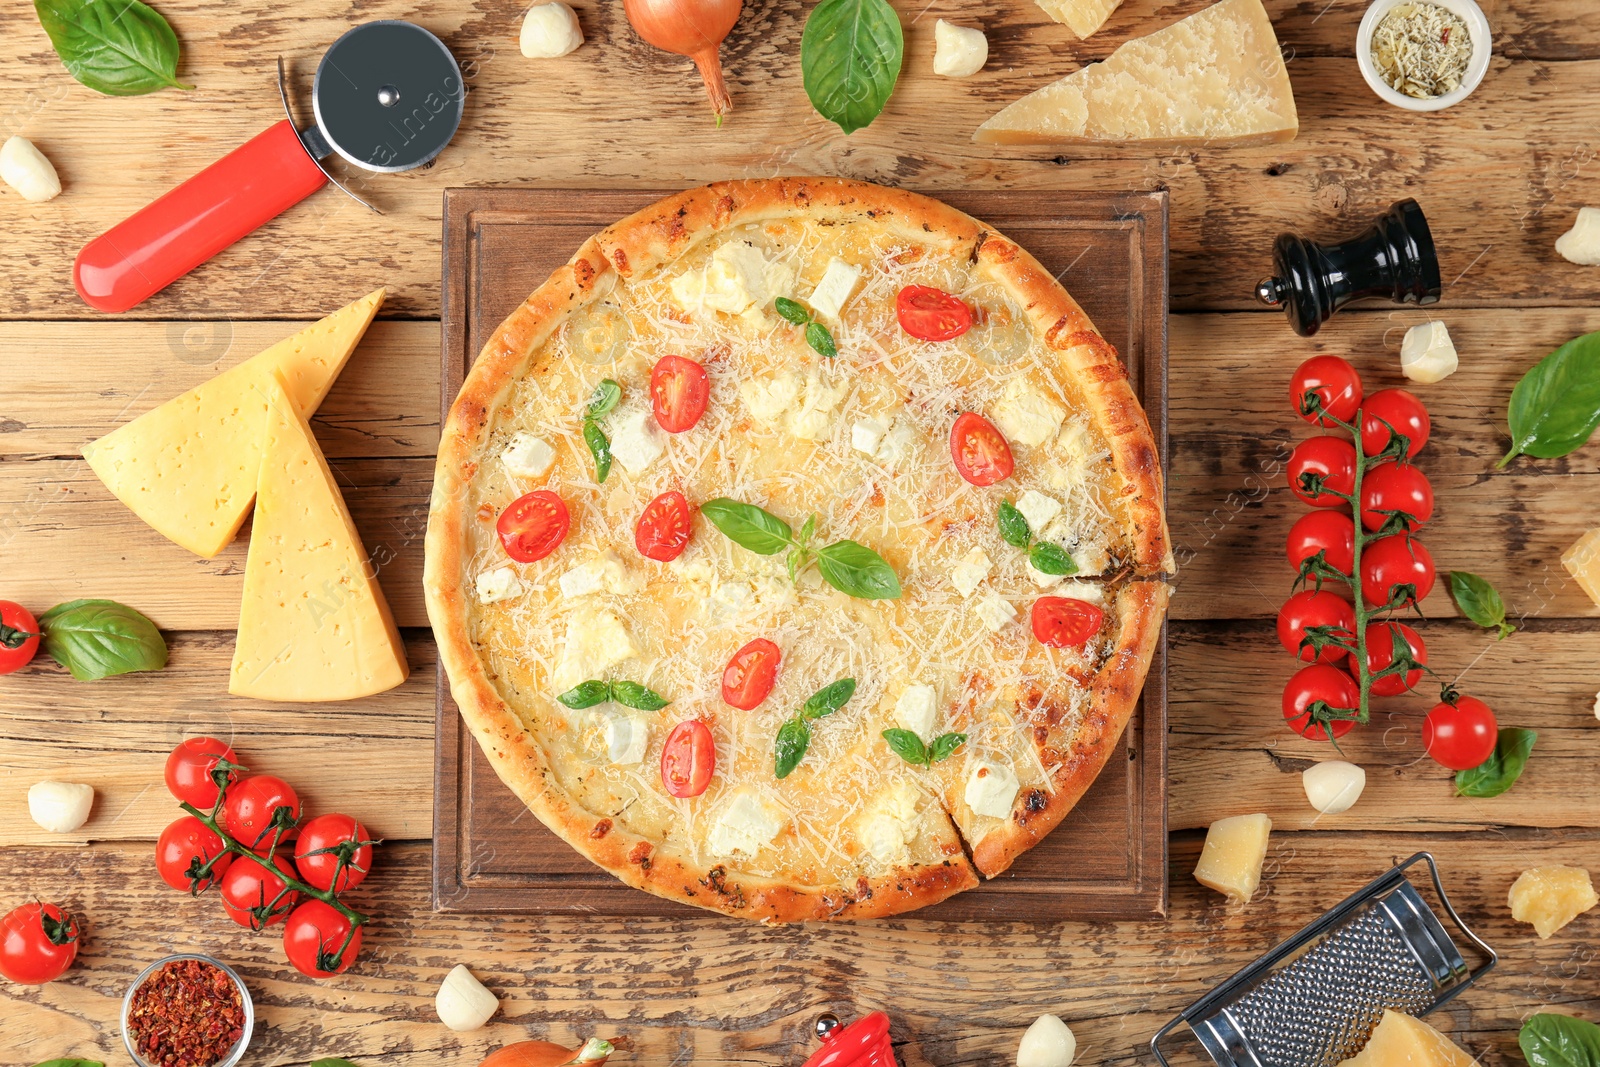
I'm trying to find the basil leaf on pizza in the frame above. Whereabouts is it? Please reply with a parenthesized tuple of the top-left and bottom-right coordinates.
(997, 500, 1031, 548)
(881, 728, 928, 766)
(611, 680, 670, 711)
(557, 680, 613, 709)
(929, 732, 968, 763)
(1029, 542, 1078, 576)
(774, 718, 812, 779)
(701, 498, 794, 555)
(774, 297, 811, 325)
(806, 321, 838, 358)
(815, 540, 901, 600)
(586, 379, 622, 418)
(800, 678, 856, 720)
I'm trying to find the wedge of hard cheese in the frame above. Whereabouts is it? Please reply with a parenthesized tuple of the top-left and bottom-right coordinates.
(1563, 528, 1600, 607)
(1034, 0, 1125, 39)
(976, 0, 1298, 146)
(230, 372, 407, 702)
(1337, 1010, 1475, 1067)
(81, 289, 385, 558)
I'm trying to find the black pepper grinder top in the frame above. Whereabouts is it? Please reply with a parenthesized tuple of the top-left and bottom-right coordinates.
(1255, 198, 1442, 336)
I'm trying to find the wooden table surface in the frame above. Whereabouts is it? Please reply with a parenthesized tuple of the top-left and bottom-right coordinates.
(3, 1, 1598, 1064)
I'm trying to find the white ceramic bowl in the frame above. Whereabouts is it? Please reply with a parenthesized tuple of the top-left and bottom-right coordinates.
(121, 953, 255, 1067)
(1357, 0, 1492, 112)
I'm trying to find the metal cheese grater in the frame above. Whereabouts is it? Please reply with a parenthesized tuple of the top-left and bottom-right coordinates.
(1151, 853, 1496, 1067)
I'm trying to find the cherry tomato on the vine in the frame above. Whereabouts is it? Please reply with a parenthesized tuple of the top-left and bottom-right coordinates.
(1423, 695, 1499, 771)
(1031, 597, 1105, 649)
(1288, 436, 1357, 508)
(0, 601, 40, 675)
(661, 720, 715, 799)
(220, 852, 300, 930)
(222, 775, 301, 851)
(635, 490, 693, 563)
(498, 490, 571, 563)
(155, 815, 233, 893)
(722, 638, 782, 710)
(0, 902, 79, 985)
(1283, 664, 1360, 741)
(282, 899, 362, 978)
(294, 813, 373, 894)
(1360, 535, 1435, 610)
(1363, 622, 1428, 696)
(1276, 590, 1356, 665)
(949, 412, 1014, 486)
(1360, 462, 1434, 532)
(164, 736, 239, 809)
(1360, 388, 1430, 458)
(650, 355, 709, 434)
(897, 285, 972, 341)
(1287, 510, 1356, 578)
(1290, 356, 1362, 426)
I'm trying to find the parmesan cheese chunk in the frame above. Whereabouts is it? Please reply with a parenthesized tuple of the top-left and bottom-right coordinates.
(977, 594, 1019, 632)
(1561, 528, 1600, 608)
(1508, 865, 1598, 939)
(708, 788, 785, 857)
(933, 20, 988, 78)
(609, 408, 665, 474)
(895, 684, 939, 743)
(1336, 1010, 1475, 1067)
(553, 606, 637, 691)
(951, 548, 993, 597)
(854, 781, 923, 863)
(600, 711, 650, 765)
(993, 378, 1067, 447)
(1033, 0, 1125, 39)
(1556, 207, 1600, 266)
(1193, 813, 1271, 903)
(965, 759, 1020, 818)
(1400, 321, 1459, 384)
(501, 432, 557, 480)
(808, 257, 863, 320)
(475, 566, 521, 605)
(1015, 489, 1062, 533)
(559, 550, 636, 599)
(852, 417, 888, 456)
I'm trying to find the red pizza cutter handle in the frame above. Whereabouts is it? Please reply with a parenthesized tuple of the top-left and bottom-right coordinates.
(73, 119, 329, 314)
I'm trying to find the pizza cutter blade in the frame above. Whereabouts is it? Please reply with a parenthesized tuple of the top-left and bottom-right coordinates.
(73, 20, 464, 314)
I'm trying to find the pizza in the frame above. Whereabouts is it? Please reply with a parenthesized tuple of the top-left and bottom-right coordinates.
(425, 178, 1172, 923)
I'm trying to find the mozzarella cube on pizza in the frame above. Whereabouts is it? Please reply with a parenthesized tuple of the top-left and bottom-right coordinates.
(553, 605, 637, 691)
(852, 417, 888, 456)
(609, 408, 665, 474)
(708, 788, 785, 857)
(559, 550, 634, 599)
(672, 240, 776, 315)
(1015, 489, 1062, 532)
(501, 432, 556, 480)
(895, 684, 939, 742)
(601, 711, 650, 764)
(855, 781, 922, 863)
(994, 377, 1067, 447)
(808, 257, 862, 320)
(965, 759, 1021, 818)
(976, 593, 1018, 632)
(789, 372, 847, 440)
(475, 566, 521, 604)
(1027, 560, 1065, 588)
(950, 548, 993, 597)
(876, 419, 919, 465)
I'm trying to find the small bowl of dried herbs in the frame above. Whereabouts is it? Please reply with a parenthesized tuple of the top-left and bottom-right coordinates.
(1357, 0, 1492, 112)
(122, 954, 254, 1067)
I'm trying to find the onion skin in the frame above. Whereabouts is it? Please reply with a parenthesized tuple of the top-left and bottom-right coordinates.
(622, 0, 743, 117)
(479, 1040, 611, 1067)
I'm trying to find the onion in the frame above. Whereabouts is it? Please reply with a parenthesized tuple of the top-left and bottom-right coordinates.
(479, 1038, 613, 1067)
(623, 0, 743, 118)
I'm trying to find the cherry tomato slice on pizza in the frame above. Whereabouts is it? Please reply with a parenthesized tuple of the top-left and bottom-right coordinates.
(650, 355, 710, 434)
(1289, 355, 1362, 426)
(722, 638, 782, 710)
(1360, 388, 1430, 458)
(1031, 597, 1105, 648)
(0, 601, 40, 675)
(897, 285, 973, 342)
(661, 720, 715, 799)
(498, 490, 571, 563)
(635, 490, 694, 562)
(950, 412, 1014, 486)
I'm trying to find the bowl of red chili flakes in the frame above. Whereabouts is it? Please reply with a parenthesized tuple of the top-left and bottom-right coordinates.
(121, 954, 254, 1067)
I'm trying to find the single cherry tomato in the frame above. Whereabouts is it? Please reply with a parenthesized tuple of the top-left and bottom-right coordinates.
(661, 720, 715, 799)
(164, 736, 240, 809)
(1287, 511, 1356, 578)
(635, 490, 693, 562)
(1360, 388, 1430, 458)
(283, 899, 362, 979)
(1276, 590, 1356, 665)
(1290, 355, 1362, 426)
(497, 490, 571, 563)
(897, 285, 973, 341)
(1423, 694, 1499, 771)
(294, 813, 374, 894)
(950, 412, 1014, 486)
(1282, 664, 1360, 740)
(1360, 535, 1435, 610)
(722, 638, 782, 710)
(222, 775, 301, 851)
(1360, 462, 1434, 532)
(0, 902, 79, 984)
(650, 355, 710, 433)
(1363, 621, 1427, 696)
(1031, 597, 1105, 649)
(219, 852, 300, 930)
(155, 815, 234, 893)
(0, 601, 40, 675)
(1288, 436, 1358, 508)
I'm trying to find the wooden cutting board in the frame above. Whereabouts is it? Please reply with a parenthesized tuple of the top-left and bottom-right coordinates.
(432, 186, 1170, 921)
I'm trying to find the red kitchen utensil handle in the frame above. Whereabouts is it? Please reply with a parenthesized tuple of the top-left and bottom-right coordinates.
(73, 119, 328, 314)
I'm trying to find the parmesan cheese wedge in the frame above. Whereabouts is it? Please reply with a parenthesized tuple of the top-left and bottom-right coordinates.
(1508, 865, 1598, 939)
(1033, 0, 1124, 39)
(1337, 1010, 1475, 1067)
(1563, 528, 1600, 608)
(1193, 812, 1271, 903)
(975, 0, 1298, 147)
(229, 373, 407, 701)
(82, 289, 384, 558)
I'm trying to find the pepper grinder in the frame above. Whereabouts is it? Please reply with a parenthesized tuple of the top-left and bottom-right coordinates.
(1255, 199, 1442, 336)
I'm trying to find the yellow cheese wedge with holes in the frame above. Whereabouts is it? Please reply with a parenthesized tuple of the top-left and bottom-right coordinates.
(1337, 1010, 1476, 1067)
(1563, 528, 1600, 608)
(81, 289, 385, 558)
(229, 372, 407, 701)
(1034, 0, 1124, 39)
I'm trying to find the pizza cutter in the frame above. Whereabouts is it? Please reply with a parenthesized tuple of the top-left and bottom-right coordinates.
(73, 20, 463, 314)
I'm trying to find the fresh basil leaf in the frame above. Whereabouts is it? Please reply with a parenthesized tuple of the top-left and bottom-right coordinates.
(929, 732, 968, 763)
(1520, 1012, 1600, 1067)
(799, 677, 856, 720)
(582, 420, 612, 483)
(1501, 331, 1600, 466)
(774, 297, 811, 326)
(997, 500, 1031, 548)
(700, 498, 793, 555)
(801, 0, 903, 135)
(38, 599, 166, 681)
(806, 321, 838, 359)
(1028, 542, 1078, 576)
(1456, 727, 1537, 798)
(34, 0, 192, 96)
(1447, 571, 1516, 640)
(611, 680, 669, 711)
(815, 539, 902, 600)
(586, 378, 622, 419)
(798, 513, 817, 545)
(30, 1060, 106, 1067)
(557, 680, 612, 710)
(881, 728, 929, 767)
(774, 718, 811, 779)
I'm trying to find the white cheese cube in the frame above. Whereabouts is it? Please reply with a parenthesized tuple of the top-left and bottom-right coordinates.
(553, 606, 637, 691)
(609, 408, 665, 474)
(1400, 321, 1459, 385)
(788, 371, 847, 441)
(1048, 579, 1106, 604)
(894, 683, 939, 743)
(965, 759, 1020, 818)
(876, 419, 919, 465)
(501, 431, 557, 480)
(739, 371, 803, 427)
(950, 548, 993, 597)
(976, 593, 1018, 632)
(1027, 561, 1064, 589)
(807, 257, 863, 320)
(475, 566, 521, 604)
(1057, 419, 1093, 462)
(559, 550, 634, 599)
(672, 240, 781, 316)
(0, 136, 61, 203)
(519, 2, 584, 58)
(708, 788, 784, 857)
(1015, 489, 1062, 533)
(852, 417, 888, 456)
(601, 712, 649, 764)
(993, 377, 1067, 447)
(1193, 813, 1272, 903)
(855, 781, 922, 863)
(1556, 207, 1600, 266)
(933, 20, 988, 78)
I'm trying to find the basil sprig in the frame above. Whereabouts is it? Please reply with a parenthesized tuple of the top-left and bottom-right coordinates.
(995, 500, 1078, 577)
(582, 379, 621, 483)
(557, 678, 670, 711)
(774, 297, 838, 358)
(38, 599, 167, 681)
(775, 679, 856, 778)
(700, 498, 901, 600)
(1447, 571, 1516, 640)
(34, 0, 193, 96)
(1500, 330, 1600, 467)
(1455, 727, 1536, 798)
(1520, 1013, 1600, 1067)
(801, 0, 903, 135)
(882, 729, 967, 769)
